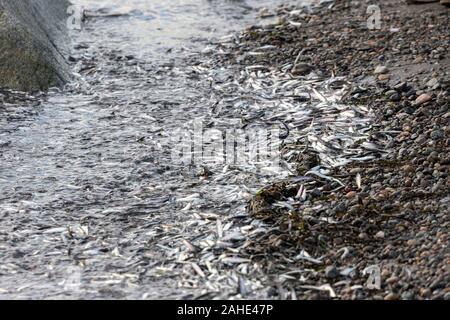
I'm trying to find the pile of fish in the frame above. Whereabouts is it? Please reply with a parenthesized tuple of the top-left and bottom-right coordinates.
(138, 31, 387, 297)
(199, 32, 383, 179)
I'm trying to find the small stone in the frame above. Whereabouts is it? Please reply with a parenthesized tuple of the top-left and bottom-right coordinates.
(381, 269, 390, 278)
(426, 78, 439, 89)
(413, 56, 423, 63)
(415, 94, 432, 105)
(386, 90, 400, 101)
(310, 188, 322, 197)
(402, 291, 414, 300)
(402, 164, 415, 173)
(386, 276, 399, 284)
(358, 232, 369, 240)
(404, 177, 412, 187)
(430, 277, 444, 290)
(374, 65, 389, 74)
(430, 129, 444, 140)
(375, 231, 385, 239)
(384, 293, 399, 300)
(324, 265, 339, 279)
(385, 90, 397, 97)
(406, 88, 416, 98)
(346, 191, 357, 199)
(378, 74, 390, 81)
(389, 92, 401, 101)
(292, 63, 314, 75)
(419, 288, 431, 297)
(335, 203, 347, 213)
(394, 82, 407, 91)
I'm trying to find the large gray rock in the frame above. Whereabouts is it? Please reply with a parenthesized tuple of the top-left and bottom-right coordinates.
(0, 0, 71, 91)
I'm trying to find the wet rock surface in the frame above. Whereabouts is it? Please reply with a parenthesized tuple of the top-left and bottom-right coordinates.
(0, 0, 70, 91)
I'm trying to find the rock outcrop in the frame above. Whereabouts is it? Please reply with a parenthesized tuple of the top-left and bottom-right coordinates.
(0, 0, 70, 91)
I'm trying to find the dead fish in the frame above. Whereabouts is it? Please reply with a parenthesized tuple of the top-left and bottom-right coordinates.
(311, 87, 328, 102)
(43, 227, 67, 234)
(216, 220, 223, 239)
(191, 263, 206, 278)
(182, 239, 198, 253)
(299, 284, 336, 298)
(356, 173, 362, 190)
(288, 21, 302, 27)
(176, 193, 201, 202)
(306, 167, 345, 186)
(295, 250, 323, 264)
(361, 141, 385, 152)
(238, 276, 248, 297)
(295, 184, 307, 201)
(221, 257, 251, 264)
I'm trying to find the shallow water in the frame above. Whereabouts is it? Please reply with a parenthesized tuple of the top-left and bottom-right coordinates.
(75, 0, 297, 60)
